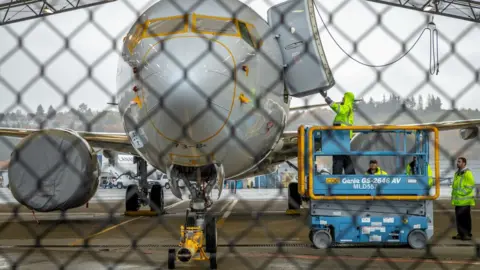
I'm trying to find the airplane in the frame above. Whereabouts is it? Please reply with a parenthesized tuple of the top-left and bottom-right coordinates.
(1, 0, 480, 264)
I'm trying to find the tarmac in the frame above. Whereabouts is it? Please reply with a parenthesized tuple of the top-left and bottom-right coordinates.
(0, 188, 478, 269)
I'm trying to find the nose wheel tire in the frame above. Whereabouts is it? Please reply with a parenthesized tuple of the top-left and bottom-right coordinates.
(408, 229, 427, 249)
(125, 184, 140, 212)
(149, 184, 164, 214)
(168, 248, 176, 269)
(209, 252, 217, 269)
(312, 230, 332, 249)
(205, 216, 217, 253)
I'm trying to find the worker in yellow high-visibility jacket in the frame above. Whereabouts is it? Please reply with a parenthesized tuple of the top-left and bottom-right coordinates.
(451, 157, 475, 241)
(406, 156, 433, 188)
(365, 160, 388, 175)
(321, 91, 356, 175)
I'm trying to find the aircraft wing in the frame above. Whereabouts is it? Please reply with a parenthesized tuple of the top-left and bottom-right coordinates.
(392, 119, 480, 131)
(2, 118, 480, 169)
(0, 127, 135, 155)
(271, 118, 480, 165)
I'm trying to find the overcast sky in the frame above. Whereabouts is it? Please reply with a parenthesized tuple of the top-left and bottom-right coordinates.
(0, 0, 479, 114)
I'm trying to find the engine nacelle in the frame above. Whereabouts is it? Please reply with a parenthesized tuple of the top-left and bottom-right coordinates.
(8, 129, 99, 212)
(460, 127, 479, 140)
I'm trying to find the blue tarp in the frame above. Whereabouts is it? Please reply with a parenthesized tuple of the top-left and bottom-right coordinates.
(225, 180, 243, 189)
(254, 173, 280, 188)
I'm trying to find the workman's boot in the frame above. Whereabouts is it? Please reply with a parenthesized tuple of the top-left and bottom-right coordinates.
(452, 234, 463, 240)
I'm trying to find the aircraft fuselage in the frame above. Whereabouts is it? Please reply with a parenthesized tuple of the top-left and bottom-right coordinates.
(116, 0, 289, 193)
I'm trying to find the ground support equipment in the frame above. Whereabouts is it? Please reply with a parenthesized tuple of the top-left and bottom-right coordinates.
(168, 211, 217, 269)
(296, 125, 440, 249)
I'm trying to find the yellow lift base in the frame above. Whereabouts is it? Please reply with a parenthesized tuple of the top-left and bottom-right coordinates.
(124, 210, 160, 217)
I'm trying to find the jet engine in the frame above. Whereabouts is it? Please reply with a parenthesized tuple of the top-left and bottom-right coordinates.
(460, 127, 479, 140)
(8, 129, 99, 212)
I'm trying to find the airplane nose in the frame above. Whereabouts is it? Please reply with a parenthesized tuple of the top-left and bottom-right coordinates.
(141, 37, 236, 144)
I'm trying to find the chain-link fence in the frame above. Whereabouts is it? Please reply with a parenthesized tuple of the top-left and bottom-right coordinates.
(0, 0, 480, 269)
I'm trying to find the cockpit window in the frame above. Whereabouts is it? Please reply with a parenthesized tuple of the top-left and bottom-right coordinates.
(238, 21, 254, 48)
(246, 23, 263, 49)
(144, 15, 188, 37)
(126, 13, 262, 54)
(193, 14, 239, 36)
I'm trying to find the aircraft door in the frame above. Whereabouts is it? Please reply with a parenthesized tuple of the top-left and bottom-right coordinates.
(267, 0, 335, 98)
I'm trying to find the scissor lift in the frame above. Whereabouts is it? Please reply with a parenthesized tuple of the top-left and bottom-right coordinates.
(296, 125, 440, 249)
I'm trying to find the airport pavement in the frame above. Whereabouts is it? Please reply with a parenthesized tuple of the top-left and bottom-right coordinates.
(0, 190, 478, 269)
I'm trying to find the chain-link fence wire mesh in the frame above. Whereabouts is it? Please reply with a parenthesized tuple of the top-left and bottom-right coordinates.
(0, 0, 479, 268)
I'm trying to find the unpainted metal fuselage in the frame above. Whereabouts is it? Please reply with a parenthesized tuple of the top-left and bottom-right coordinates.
(116, 0, 289, 194)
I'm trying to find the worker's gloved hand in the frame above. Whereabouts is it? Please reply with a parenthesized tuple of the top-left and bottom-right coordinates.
(324, 96, 333, 105)
(319, 90, 333, 105)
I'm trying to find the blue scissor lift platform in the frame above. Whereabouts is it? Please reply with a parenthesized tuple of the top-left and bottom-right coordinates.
(296, 125, 440, 249)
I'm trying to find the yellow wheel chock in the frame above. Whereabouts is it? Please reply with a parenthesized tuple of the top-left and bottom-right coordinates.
(124, 210, 159, 216)
(286, 209, 301, 215)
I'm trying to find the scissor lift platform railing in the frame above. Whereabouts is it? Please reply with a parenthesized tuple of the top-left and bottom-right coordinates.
(295, 125, 440, 249)
(298, 125, 440, 200)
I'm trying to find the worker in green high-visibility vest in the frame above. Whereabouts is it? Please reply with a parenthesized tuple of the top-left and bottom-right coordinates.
(365, 160, 388, 175)
(451, 157, 476, 241)
(406, 156, 433, 188)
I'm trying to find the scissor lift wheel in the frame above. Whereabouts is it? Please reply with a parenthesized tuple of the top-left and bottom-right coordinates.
(312, 230, 332, 249)
(308, 230, 314, 243)
(408, 230, 427, 249)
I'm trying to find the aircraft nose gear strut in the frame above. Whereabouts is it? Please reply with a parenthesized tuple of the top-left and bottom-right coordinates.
(168, 210, 217, 269)
(124, 157, 165, 216)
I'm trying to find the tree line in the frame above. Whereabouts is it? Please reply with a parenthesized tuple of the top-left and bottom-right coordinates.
(2, 94, 479, 132)
(355, 93, 476, 114)
(0, 103, 123, 132)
